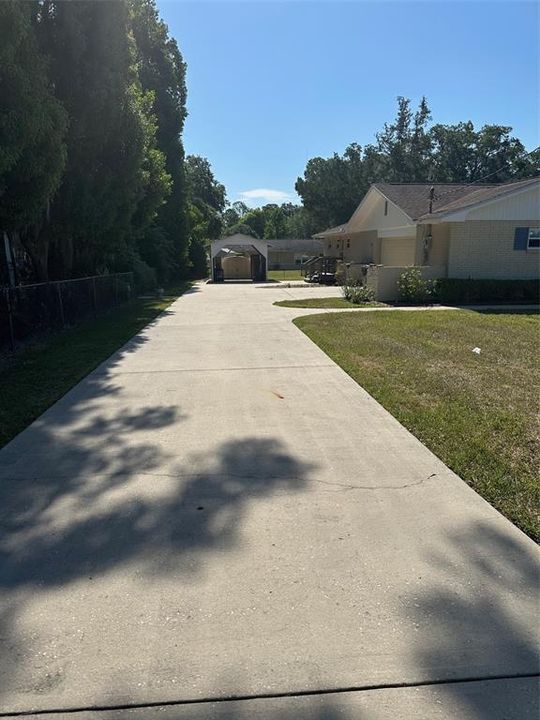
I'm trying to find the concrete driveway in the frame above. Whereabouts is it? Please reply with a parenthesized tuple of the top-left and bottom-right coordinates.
(0, 281, 538, 719)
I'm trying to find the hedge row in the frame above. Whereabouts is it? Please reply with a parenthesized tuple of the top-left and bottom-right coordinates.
(436, 278, 540, 304)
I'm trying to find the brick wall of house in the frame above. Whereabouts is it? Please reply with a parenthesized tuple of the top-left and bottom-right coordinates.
(448, 221, 540, 279)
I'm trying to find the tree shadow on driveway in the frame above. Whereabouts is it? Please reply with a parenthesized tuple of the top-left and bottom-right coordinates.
(0, 375, 315, 710)
(408, 519, 539, 720)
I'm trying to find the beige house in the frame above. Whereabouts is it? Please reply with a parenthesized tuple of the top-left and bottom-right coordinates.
(314, 178, 540, 300)
(267, 238, 322, 270)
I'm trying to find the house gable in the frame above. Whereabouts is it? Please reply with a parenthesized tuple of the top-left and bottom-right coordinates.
(458, 184, 540, 222)
(347, 186, 415, 234)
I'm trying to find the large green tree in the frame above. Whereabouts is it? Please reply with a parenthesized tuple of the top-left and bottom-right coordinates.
(295, 143, 366, 229)
(131, 0, 189, 282)
(0, 1, 67, 280)
(372, 96, 432, 182)
(296, 97, 538, 231)
(185, 154, 226, 276)
(222, 202, 316, 240)
(38, 0, 170, 279)
(185, 155, 226, 213)
(429, 123, 537, 183)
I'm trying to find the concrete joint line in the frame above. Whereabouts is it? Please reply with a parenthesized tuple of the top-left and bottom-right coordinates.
(1, 672, 538, 718)
(0, 471, 315, 484)
(102, 363, 336, 375)
(313, 473, 439, 492)
(1, 472, 439, 489)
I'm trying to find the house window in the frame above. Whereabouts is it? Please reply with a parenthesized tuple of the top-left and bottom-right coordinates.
(328, 241, 331, 250)
(346, 238, 350, 248)
(528, 228, 540, 249)
(384, 200, 388, 216)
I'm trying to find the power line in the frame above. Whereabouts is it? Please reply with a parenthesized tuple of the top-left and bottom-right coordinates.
(432, 145, 539, 204)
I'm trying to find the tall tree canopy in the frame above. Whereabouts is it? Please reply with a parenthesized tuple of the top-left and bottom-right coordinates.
(0, 1, 67, 279)
(185, 154, 226, 276)
(131, 0, 189, 282)
(296, 97, 539, 231)
(222, 202, 317, 240)
(1, 0, 191, 286)
(295, 143, 366, 229)
(36, 0, 170, 280)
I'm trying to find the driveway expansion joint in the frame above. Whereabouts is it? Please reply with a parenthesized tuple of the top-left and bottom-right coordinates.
(103, 363, 336, 376)
(313, 473, 439, 492)
(1, 672, 538, 718)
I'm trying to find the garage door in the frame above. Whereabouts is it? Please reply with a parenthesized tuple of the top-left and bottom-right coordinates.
(380, 237, 416, 266)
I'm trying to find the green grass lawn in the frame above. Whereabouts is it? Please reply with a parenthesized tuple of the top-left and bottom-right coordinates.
(0, 284, 190, 449)
(268, 269, 304, 281)
(295, 309, 540, 541)
(275, 297, 385, 309)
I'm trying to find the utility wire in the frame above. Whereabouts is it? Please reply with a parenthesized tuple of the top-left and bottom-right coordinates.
(431, 145, 540, 205)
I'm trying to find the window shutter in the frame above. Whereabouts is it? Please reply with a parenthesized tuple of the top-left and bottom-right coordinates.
(513, 227, 529, 250)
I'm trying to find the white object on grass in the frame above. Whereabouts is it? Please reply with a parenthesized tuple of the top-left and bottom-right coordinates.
(472, 347, 481, 354)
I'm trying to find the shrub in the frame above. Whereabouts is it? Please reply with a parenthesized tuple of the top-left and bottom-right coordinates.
(133, 258, 157, 293)
(342, 284, 375, 304)
(435, 278, 540, 304)
(397, 268, 435, 304)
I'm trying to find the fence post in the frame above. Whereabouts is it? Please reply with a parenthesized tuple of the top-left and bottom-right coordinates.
(56, 282, 65, 328)
(92, 277, 97, 315)
(5, 287, 15, 352)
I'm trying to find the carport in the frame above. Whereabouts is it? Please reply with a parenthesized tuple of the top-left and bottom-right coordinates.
(210, 234, 267, 282)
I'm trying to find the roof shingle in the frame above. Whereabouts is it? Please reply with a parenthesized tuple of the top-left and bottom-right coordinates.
(374, 177, 539, 221)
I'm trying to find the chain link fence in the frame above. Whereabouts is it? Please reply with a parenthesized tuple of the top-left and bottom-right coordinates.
(1, 272, 134, 351)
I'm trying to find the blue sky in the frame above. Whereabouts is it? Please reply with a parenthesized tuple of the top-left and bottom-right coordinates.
(158, 1, 539, 207)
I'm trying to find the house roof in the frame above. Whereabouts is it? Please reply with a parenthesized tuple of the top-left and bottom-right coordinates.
(313, 224, 348, 239)
(374, 177, 540, 221)
(267, 238, 322, 254)
(312, 177, 540, 237)
(417, 177, 540, 220)
(219, 232, 261, 243)
(372, 182, 494, 221)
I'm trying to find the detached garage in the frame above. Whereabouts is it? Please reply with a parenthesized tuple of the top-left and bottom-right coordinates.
(210, 234, 268, 282)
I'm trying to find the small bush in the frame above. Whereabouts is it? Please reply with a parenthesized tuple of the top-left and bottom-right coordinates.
(436, 278, 540, 304)
(133, 258, 157, 293)
(342, 284, 375, 304)
(397, 268, 435, 304)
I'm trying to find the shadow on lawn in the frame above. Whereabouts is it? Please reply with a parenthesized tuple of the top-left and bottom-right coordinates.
(465, 307, 539, 316)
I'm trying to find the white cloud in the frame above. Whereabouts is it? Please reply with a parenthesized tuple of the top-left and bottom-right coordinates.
(237, 188, 295, 207)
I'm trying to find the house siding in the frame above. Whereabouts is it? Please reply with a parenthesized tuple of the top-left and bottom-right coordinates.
(323, 236, 344, 257)
(344, 230, 377, 263)
(380, 237, 416, 266)
(268, 251, 297, 269)
(466, 185, 539, 221)
(415, 224, 450, 267)
(448, 220, 540, 279)
(366, 265, 446, 302)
